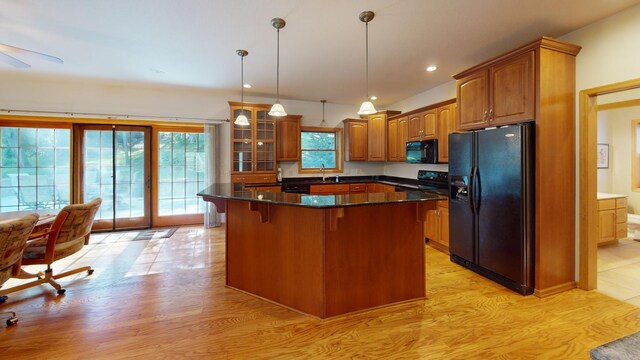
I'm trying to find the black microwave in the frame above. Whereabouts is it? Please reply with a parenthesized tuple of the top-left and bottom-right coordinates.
(406, 140, 438, 164)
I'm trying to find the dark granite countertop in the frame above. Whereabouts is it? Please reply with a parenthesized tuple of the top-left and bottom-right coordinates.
(197, 183, 444, 209)
(246, 175, 421, 190)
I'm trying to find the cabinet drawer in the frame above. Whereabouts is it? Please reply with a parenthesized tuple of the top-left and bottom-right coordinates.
(310, 184, 350, 194)
(616, 209, 627, 224)
(231, 174, 277, 184)
(598, 199, 616, 211)
(616, 223, 627, 239)
(349, 183, 367, 193)
(436, 200, 449, 208)
(616, 197, 627, 209)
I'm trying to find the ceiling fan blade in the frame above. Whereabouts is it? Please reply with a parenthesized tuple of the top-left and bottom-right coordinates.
(0, 43, 63, 64)
(0, 50, 31, 68)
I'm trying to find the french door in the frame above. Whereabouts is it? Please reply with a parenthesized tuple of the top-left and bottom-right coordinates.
(74, 125, 151, 230)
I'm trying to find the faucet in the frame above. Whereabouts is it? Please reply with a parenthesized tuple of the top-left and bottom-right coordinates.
(321, 163, 326, 181)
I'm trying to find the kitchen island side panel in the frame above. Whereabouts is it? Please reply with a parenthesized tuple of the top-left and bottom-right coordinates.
(226, 200, 325, 317)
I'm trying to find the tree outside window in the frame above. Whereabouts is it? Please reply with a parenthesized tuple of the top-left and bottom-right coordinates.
(298, 127, 343, 173)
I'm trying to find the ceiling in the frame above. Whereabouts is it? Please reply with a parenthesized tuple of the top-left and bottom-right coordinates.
(1, 0, 639, 107)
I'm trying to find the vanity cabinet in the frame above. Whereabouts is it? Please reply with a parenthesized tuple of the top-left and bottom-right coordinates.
(597, 194, 628, 245)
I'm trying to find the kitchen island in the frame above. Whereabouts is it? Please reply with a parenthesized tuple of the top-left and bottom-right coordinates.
(198, 184, 443, 319)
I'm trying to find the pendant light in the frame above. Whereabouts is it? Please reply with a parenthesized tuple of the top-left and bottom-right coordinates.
(357, 11, 377, 115)
(320, 100, 327, 127)
(268, 17, 287, 117)
(234, 49, 250, 126)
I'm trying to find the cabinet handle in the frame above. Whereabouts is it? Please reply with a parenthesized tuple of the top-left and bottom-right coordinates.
(484, 111, 488, 121)
(489, 109, 493, 120)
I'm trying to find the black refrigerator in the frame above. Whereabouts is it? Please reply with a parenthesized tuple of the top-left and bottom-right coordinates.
(448, 122, 534, 295)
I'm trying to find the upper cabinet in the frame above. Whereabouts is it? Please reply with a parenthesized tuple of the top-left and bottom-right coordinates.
(387, 116, 408, 162)
(368, 111, 400, 161)
(455, 50, 535, 130)
(437, 104, 456, 163)
(276, 115, 302, 161)
(343, 119, 368, 161)
(408, 110, 437, 141)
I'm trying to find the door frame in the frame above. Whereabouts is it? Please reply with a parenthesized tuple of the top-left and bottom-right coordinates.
(578, 77, 640, 290)
(73, 124, 152, 231)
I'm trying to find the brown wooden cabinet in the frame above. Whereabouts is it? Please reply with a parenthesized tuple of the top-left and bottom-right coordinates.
(453, 37, 581, 297)
(425, 200, 449, 254)
(349, 183, 367, 193)
(598, 195, 628, 245)
(456, 50, 535, 130)
(368, 111, 400, 162)
(276, 115, 302, 161)
(398, 117, 408, 162)
(387, 117, 399, 161)
(386, 116, 409, 162)
(437, 104, 456, 163)
(366, 183, 395, 193)
(343, 119, 368, 161)
(408, 110, 437, 141)
(310, 184, 350, 195)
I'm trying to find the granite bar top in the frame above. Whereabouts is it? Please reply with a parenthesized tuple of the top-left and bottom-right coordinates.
(197, 183, 443, 209)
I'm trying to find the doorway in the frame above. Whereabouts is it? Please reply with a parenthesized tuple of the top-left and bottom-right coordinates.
(74, 124, 151, 231)
(579, 78, 640, 290)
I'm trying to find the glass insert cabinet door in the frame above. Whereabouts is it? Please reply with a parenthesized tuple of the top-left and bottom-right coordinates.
(231, 107, 276, 173)
(74, 124, 151, 230)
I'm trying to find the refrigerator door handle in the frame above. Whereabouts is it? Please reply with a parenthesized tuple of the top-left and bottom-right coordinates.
(473, 167, 480, 213)
(468, 167, 475, 213)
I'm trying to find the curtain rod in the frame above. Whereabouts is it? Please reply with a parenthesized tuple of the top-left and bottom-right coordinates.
(0, 108, 230, 124)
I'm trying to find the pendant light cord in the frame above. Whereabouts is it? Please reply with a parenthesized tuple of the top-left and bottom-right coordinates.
(365, 21, 369, 100)
(241, 54, 245, 111)
(276, 28, 280, 102)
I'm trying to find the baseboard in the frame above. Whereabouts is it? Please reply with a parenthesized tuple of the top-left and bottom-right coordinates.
(534, 281, 577, 298)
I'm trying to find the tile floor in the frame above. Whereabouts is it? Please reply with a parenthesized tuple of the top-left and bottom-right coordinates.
(597, 233, 640, 307)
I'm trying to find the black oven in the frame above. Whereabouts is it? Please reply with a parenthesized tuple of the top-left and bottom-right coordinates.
(406, 140, 438, 164)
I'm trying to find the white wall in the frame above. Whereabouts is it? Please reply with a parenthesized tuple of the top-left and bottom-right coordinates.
(560, 2, 640, 279)
(597, 112, 613, 193)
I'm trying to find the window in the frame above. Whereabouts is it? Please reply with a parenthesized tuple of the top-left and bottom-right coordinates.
(0, 126, 71, 212)
(299, 126, 343, 172)
(157, 131, 206, 216)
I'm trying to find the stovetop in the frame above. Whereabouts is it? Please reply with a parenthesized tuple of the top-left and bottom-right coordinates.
(417, 170, 448, 196)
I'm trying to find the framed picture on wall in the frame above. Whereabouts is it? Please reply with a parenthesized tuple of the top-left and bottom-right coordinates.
(597, 143, 609, 169)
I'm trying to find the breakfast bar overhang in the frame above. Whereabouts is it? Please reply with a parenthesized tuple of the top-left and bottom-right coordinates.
(198, 184, 442, 319)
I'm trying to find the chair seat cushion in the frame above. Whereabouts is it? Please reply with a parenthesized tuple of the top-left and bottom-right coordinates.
(23, 236, 85, 261)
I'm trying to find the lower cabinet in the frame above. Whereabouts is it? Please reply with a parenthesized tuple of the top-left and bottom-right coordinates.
(309, 182, 395, 195)
(598, 196, 627, 245)
(366, 183, 396, 193)
(310, 184, 350, 195)
(425, 200, 449, 253)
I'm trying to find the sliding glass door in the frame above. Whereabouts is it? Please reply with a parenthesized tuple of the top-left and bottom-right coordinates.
(75, 125, 151, 230)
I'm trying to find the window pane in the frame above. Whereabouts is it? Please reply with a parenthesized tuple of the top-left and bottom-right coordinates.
(156, 131, 206, 216)
(301, 132, 335, 150)
(301, 151, 336, 168)
(0, 127, 71, 212)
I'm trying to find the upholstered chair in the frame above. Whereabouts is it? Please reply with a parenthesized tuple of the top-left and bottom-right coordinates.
(0, 213, 39, 326)
(5, 198, 102, 297)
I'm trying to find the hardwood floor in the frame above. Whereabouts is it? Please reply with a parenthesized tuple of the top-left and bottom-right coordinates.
(2, 226, 640, 359)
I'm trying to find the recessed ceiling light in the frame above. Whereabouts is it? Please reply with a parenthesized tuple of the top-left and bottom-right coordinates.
(426, 65, 437, 72)
(243, 83, 252, 88)
(370, 95, 377, 100)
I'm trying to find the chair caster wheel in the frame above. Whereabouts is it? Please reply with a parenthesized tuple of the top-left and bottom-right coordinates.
(6, 317, 18, 326)
(88, 269, 94, 275)
(57, 289, 66, 295)
(0, 296, 7, 303)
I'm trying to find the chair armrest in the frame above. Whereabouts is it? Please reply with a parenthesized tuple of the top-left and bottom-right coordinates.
(28, 229, 52, 240)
